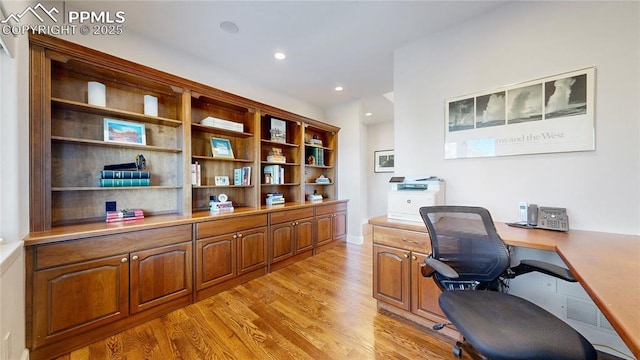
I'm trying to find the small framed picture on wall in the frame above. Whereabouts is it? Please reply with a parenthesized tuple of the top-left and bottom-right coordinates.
(374, 149, 394, 173)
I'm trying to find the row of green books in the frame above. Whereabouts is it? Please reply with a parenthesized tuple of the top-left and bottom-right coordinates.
(99, 170, 151, 187)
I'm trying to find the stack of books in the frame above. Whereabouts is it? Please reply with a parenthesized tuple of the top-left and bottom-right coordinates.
(100, 170, 151, 187)
(201, 116, 244, 133)
(266, 193, 285, 205)
(266, 148, 286, 163)
(210, 201, 234, 213)
(106, 209, 144, 223)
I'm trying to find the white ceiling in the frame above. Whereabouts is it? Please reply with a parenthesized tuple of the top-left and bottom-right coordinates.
(76, 1, 507, 124)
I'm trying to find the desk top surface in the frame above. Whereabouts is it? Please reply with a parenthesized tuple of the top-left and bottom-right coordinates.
(369, 216, 640, 358)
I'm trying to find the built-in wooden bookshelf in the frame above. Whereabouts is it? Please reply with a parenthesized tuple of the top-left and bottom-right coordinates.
(29, 33, 340, 231)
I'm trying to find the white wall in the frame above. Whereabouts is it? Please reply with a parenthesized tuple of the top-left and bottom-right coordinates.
(0, 0, 29, 358)
(325, 101, 367, 244)
(58, 31, 324, 122)
(394, 1, 640, 234)
(366, 121, 394, 218)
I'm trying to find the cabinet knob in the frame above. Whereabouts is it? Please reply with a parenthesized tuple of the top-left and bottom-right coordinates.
(412, 256, 417, 260)
(132, 255, 139, 261)
(121, 257, 128, 263)
(233, 234, 238, 239)
(403, 253, 409, 258)
(238, 233, 243, 237)
(292, 222, 296, 226)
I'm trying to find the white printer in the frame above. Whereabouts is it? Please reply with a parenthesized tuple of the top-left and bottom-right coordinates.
(387, 176, 445, 222)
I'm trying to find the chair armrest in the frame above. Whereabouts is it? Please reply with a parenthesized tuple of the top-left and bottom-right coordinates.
(509, 259, 577, 282)
(424, 257, 459, 279)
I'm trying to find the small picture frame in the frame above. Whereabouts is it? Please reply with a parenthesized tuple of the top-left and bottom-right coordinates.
(374, 149, 395, 173)
(214, 176, 230, 186)
(210, 137, 234, 159)
(104, 118, 146, 145)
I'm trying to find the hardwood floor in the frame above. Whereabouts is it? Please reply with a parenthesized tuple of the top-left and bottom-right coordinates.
(54, 240, 466, 359)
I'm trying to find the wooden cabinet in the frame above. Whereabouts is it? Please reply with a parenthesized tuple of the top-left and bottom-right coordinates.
(29, 34, 188, 231)
(195, 214, 268, 300)
(259, 113, 303, 205)
(315, 202, 348, 253)
(371, 224, 448, 330)
(269, 208, 314, 270)
(190, 92, 258, 210)
(303, 123, 337, 201)
(27, 225, 193, 357)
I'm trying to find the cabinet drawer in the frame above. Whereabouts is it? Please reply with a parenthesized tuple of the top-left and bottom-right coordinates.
(270, 208, 314, 225)
(373, 226, 431, 253)
(315, 201, 348, 216)
(196, 214, 268, 239)
(35, 224, 192, 270)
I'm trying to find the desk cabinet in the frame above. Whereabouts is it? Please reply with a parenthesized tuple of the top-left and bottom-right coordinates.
(372, 225, 447, 326)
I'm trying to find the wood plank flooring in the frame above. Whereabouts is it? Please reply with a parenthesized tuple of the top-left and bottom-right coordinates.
(54, 240, 466, 359)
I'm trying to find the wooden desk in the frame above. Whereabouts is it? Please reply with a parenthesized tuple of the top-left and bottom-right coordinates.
(368, 216, 640, 358)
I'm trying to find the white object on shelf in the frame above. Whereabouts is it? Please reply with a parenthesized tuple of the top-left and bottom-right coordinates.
(144, 95, 158, 116)
(88, 81, 106, 106)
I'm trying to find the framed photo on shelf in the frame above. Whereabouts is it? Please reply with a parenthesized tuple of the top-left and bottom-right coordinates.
(374, 149, 395, 173)
(214, 176, 230, 186)
(103, 118, 146, 145)
(210, 137, 235, 159)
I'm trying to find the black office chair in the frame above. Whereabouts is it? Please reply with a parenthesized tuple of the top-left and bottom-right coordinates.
(419, 206, 596, 360)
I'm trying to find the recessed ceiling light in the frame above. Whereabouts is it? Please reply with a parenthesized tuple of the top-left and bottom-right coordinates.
(335, 86, 344, 92)
(365, 112, 372, 116)
(219, 21, 239, 34)
(274, 52, 286, 60)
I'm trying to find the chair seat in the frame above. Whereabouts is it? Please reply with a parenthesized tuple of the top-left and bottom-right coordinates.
(439, 291, 597, 360)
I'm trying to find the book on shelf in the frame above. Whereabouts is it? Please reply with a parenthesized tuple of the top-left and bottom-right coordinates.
(270, 118, 287, 143)
(266, 147, 286, 163)
(200, 116, 244, 133)
(106, 208, 144, 223)
(306, 147, 325, 166)
(263, 165, 284, 184)
(209, 201, 234, 213)
(234, 168, 242, 186)
(191, 162, 201, 186)
(100, 178, 151, 187)
(100, 170, 150, 179)
(242, 166, 251, 185)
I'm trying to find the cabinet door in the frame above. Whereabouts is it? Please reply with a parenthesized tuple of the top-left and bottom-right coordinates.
(196, 234, 236, 290)
(315, 214, 333, 246)
(32, 254, 129, 347)
(333, 211, 347, 241)
(373, 244, 410, 311)
(295, 217, 314, 252)
(271, 222, 295, 263)
(238, 227, 268, 274)
(130, 242, 193, 314)
(411, 252, 447, 319)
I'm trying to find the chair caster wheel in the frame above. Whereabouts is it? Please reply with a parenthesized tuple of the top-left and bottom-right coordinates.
(452, 345, 462, 358)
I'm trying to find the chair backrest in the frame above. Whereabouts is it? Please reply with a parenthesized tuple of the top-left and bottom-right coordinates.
(419, 206, 510, 284)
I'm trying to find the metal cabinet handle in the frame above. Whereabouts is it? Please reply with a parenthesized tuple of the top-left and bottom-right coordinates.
(402, 238, 419, 244)
(132, 255, 139, 261)
(121, 257, 128, 263)
(233, 234, 238, 239)
(237, 233, 243, 237)
(412, 256, 417, 260)
(403, 253, 409, 258)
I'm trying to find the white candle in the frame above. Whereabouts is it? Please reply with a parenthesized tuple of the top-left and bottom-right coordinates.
(144, 95, 158, 116)
(87, 81, 106, 106)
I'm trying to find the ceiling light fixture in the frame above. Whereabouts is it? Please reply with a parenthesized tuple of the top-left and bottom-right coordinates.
(335, 86, 344, 92)
(274, 52, 286, 60)
(365, 112, 372, 117)
(219, 21, 239, 34)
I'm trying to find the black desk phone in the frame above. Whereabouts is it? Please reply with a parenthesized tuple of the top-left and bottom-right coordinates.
(508, 205, 569, 232)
